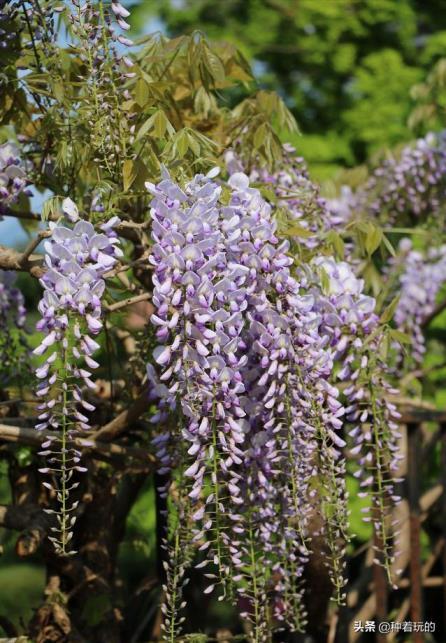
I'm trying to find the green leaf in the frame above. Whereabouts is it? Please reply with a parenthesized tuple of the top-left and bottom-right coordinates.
(362, 261, 382, 296)
(379, 332, 390, 360)
(137, 110, 175, 141)
(135, 78, 150, 107)
(365, 223, 383, 256)
(52, 80, 65, 103)
(319, 267, 330, 295)
(326, 230, 345, 259)
(388, 328, 412, 344)
(382, 233, 396, 257)
(203, 47, 226, 84)
(194, 86, 213, 116)
(253, 123, 268, 150)
(285, 223, 312, 238)
(186, 131, 201, 156)
(136, 112, 155, 141)
(380, 295, 400, 324)
(122, 159, 138, 191)
(153, 111, 169, 139)
(41, 196, 63, 222)
(174, 130, 190, 158)
(256, 185, 277, 203)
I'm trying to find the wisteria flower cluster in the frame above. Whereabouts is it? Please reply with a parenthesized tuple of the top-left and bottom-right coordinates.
(0, 142, 31, 214)
(390, 239, 446, 365)
(327, 131, 446, 227)
(304, 257, 403, 581)
(62, 0, 134, 171)
(147, 170, 400, 640)
(0, 269, 28, 382)
(0, 1, 20, 49)
(0, 268, 26, 328)
(34, 200, 121, 555)
(227, 144, 340, 250)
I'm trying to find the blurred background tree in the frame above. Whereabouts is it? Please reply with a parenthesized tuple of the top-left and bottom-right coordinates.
(130, 0, 446, 178)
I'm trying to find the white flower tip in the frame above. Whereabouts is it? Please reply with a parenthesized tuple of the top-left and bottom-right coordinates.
(145, 181, 156, 194)
(206, 167, 220, 179)
(228, 172, 250, 190)
(62, 197, 79, 222)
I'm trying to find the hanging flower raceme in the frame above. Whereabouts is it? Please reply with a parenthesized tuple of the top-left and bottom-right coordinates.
(61, 0, 134, 172)
(147, 168, 253, 638)
(226, 144, 340, 250)
(148, 170, 372, 641)
(34, 201, 121, 555)
(222, 173, 348, 621)
(390, 239, 446, 366)
(329, 131, 446, 228)
(305, 257, 403, 582)
(221, 172, 307, 633)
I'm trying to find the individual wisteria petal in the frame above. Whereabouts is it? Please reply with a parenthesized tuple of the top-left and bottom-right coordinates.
(62, 197, 79, 222)
(112, 2, 131, 19)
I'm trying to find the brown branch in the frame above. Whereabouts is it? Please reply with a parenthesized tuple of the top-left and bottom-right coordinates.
(3, 209, 49, 222)
(0, 244, 44, 277)
(0, 502, 39, 530)
(20, 230, 51, 265)
(0, 243, 151, 285)
(103, 252, 151, 279)
(117, 219, 151, 242)
(398, 408, 446, 423)
(0, 502, 50, 556)
(0, 423, 154, 464)
(0, 243, 150, 287)
(92, 391, 149, 442)
(106, 292, 151, 312)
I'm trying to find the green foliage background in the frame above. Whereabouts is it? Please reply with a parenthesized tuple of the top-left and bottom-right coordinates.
(130, 0, 446, 178)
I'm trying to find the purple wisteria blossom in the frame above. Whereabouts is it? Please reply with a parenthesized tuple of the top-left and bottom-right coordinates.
(223, 173, 349, 616)
(391, 239, 446, 365)
(304, 257, 403, 582)
(34, 208, 121, 555)
(0, 270, 28, 382)
(0, 142, 32, 214)
(148, 170, 378, 638)
(327, 131, 446, 227)
(146, 167, 252, 636)
(227, 144, 340, 249)
(61, 1, 135, 167)
(0, 269, 26, 328)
